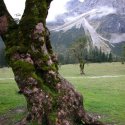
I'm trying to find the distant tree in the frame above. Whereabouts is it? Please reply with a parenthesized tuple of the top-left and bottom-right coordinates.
(121, 45, 125, 64)
(0, 0, 104, 124)
(108, 52, 113, 62)
(70, 37, 87, 75)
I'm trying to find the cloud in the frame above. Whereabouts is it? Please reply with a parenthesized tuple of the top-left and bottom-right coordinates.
(88, 6, 116, 19)
(79, 0, 85, 2)
(47, 0, 71, 22)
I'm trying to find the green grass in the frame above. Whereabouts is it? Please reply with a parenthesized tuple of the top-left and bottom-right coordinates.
(60, 62, 125, 77)
(0, 68, 26, 114)
(0, 80, 26, 114)
(60, 62, 125, 125)
(66, 77, 125, 124)
(0, 63, 125, 124)
(0, 67, 14, 78)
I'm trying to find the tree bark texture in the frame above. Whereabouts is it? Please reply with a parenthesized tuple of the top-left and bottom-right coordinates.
(0, 0, 105, 125)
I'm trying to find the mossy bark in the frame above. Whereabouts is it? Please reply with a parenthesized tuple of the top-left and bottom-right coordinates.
(0, 0, 105, 125)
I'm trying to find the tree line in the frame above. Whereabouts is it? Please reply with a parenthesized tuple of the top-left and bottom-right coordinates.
(53, 36, 125, 65)
(55, 44, 113, 65)
(85, 48, 113, 63)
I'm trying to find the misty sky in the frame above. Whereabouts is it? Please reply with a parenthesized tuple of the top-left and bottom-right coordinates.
(4, 0, 84, 21)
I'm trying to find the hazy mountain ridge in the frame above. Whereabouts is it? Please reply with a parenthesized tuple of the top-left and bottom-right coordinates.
(50, 26, 85, 47)
(97, 14, 125, 33)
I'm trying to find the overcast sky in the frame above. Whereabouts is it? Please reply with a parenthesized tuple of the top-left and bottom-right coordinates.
(4, 0, 84, 21)
(47, 0, 71, 21)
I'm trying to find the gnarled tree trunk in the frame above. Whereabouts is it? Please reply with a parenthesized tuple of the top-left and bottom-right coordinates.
(0, 0, 105, 125)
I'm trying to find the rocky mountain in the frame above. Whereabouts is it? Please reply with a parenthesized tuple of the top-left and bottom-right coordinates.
(50, 26, 85, 47)
(0, 0, 125, 61)
(66, 0, 125, 14)
(48, 0, 125, 55)
(96, 14, 125, 43)
(49, 0, 125, 23)
(50, 13, 112, 53)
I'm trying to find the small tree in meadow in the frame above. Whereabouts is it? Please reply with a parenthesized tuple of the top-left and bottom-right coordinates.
(121, 45, 125, 64)
(70, 37, 88, 75)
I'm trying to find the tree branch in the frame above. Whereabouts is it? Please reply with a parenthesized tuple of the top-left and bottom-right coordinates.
(0, 0, 16, 35)
(21, 0, 52, 24)
(0, 0, 9, 16)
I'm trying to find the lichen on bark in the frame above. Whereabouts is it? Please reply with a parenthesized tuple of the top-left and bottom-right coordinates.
(0, 0, 105, 125)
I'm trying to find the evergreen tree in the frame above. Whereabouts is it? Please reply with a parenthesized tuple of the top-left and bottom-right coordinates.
(108, 52, 113, 62)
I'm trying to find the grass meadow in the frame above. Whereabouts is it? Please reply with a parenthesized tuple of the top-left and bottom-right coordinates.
(0, 62, 125, 124)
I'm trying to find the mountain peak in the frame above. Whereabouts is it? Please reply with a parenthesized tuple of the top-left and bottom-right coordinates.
(49, 13, 112, 53)
(48, 0, 125, 55)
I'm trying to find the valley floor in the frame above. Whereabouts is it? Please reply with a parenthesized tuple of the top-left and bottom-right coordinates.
(0, 62, 125, 125)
